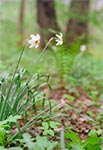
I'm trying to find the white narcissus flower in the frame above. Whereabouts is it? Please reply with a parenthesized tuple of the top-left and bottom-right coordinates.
(80, 45, 87, 52)
(55, 32, 63, 46)
(28, 34, 40, 48)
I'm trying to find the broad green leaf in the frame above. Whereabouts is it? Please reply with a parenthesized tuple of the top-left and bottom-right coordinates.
(34, 136, 58, 150)
(86, 143, 101, 150)
(43, 130, 48, 135)
(0, 129, 5, 145)
(65, 129, 81, 144)
(23, 133, 34, 150)
(0, 115, 21, 126)
(72, 144, 83, 150)
(49, 121, 60, 129)
(85, 135, 101, 145)
(42, 122, 49, 129)
(48, 129, 54, 136)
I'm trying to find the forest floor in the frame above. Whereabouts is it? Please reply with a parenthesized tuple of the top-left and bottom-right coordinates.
(44, 86, 103, 140)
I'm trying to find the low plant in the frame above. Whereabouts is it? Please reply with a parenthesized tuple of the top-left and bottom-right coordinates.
(0, 115, 21, 147)
(41, 121, 60, 136)
(0, 132, 58, 150)
(0, 69, 51, 121)
(23, 133, 58, 150)
(65, 129, 103, 150)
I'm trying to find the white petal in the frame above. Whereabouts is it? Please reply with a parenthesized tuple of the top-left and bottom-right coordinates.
(55, 39, 59, 43)
(56, 33, 63, 39)
(56, 43, 59, 46)
(59, 32, 63, 37)
(35, 44, 39, 48)
(36, 34, 40, 40)
(30, 34, 40, 41)
(30, 34, 35, 39)
(56, 34, 60, 39)
(29, 44, 35, 48)
(55, 38, 63, 45)
(28, 39, 33, 44)
(56, 41, 61, 45)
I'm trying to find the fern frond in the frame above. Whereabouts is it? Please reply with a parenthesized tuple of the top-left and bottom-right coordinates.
(51, 37, 83, 84)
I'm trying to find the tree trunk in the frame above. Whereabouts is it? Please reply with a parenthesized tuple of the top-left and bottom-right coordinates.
(18, 0, 25, 45)
(37, 0, 59, 48)
(66, 0, 90, 44)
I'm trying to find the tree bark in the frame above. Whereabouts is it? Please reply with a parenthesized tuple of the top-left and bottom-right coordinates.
(18, 0, 25, 45)
(37, 0, 59, 48)
(66, 0, 90, 44)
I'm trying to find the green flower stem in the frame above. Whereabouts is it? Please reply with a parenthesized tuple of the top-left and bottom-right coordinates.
(12, 41, 28, 81)
(23, 37, 54, 85)
(33, 37, 54, 69)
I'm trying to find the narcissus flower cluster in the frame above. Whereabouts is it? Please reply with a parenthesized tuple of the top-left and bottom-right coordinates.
(27, 33, 63, 48)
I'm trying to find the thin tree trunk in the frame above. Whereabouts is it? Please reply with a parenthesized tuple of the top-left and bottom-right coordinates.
(18, 0, 25, 45)
(66, 0, 90, 44)
(37, 0, 60, 48)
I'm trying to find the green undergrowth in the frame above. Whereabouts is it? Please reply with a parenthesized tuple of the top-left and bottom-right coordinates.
(0, 115, 103, 149)
(69, 53, 103, 100)
(0, 47, 103, 149)
(1, 48, 103, 100)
